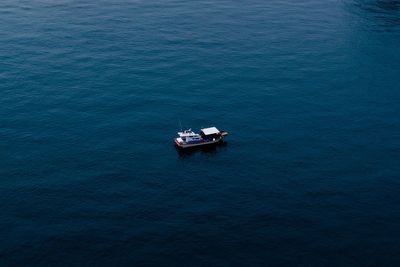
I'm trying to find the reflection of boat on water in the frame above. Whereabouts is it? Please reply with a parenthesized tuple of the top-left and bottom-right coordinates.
(174, 127, 228, 149)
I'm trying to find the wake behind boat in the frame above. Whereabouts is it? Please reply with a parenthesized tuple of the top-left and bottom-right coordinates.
(174, 127, 228, 149)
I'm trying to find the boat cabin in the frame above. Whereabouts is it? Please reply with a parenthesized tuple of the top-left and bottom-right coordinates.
(177, 129, 202, 143)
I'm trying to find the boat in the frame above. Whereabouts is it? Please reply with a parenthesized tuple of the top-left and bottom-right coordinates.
(174, 127, 228, 148)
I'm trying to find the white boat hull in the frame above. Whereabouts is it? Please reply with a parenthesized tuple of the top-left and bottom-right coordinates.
(174, 137, 223, 148)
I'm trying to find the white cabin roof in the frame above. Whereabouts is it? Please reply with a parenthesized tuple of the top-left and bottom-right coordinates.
(201, 127, 220, 135)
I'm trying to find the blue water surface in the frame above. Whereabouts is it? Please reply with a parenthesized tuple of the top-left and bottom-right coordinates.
(1, 0, 400, 266)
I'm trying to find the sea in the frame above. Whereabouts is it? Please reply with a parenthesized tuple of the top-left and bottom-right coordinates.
(1, 0, 400, 266)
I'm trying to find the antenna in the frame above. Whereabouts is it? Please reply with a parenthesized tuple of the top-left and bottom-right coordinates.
(179, 119, 183, 131)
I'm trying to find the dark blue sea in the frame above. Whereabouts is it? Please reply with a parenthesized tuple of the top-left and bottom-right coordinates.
(1, 0, 400, 266)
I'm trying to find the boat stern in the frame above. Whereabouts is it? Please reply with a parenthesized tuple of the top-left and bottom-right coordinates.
(220, 131, 228, 137)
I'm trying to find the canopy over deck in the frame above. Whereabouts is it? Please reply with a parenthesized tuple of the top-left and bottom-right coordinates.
(201, 127, 220, 135)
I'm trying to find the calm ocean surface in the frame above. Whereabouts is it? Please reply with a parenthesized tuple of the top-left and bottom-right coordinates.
(1, 0, 400, 266)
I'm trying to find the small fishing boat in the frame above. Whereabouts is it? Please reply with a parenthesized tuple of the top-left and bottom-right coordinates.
(174, 127, 228, 149)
